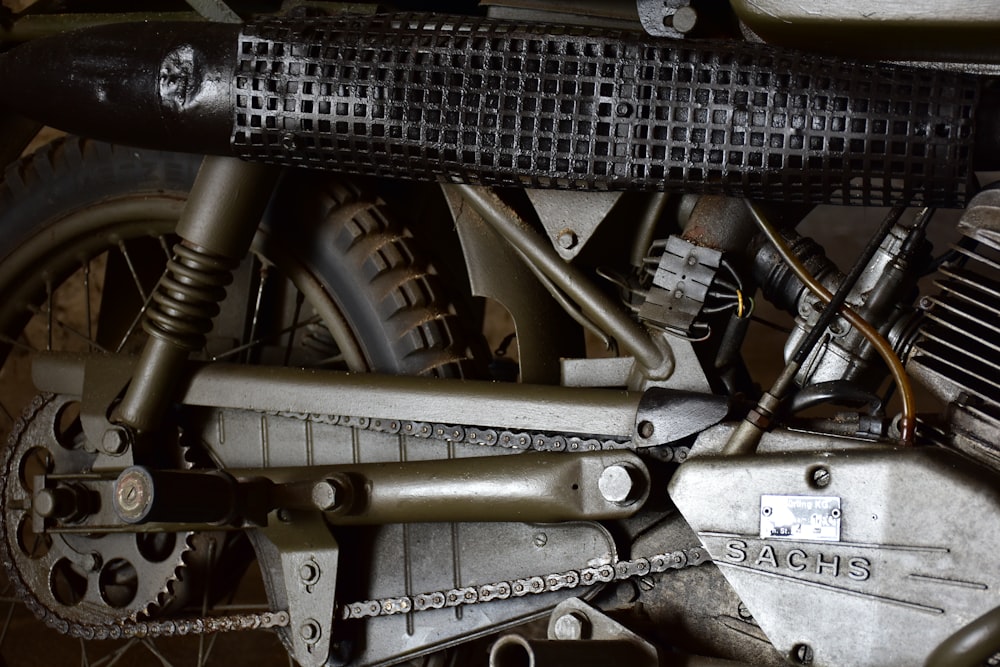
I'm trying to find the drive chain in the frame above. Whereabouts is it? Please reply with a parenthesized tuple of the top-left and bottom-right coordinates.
(4, 397, 694, 639)
(340, 546, 710, 620)
(270, 410, 693, 462)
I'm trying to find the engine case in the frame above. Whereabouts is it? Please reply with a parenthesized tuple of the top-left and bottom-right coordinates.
(670, 426, 1000, 666)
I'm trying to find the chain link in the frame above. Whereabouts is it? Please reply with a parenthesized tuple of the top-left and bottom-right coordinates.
(4, 397, 695, 638)
(340, 546, 709, 620)
(270, 409, 692, 462)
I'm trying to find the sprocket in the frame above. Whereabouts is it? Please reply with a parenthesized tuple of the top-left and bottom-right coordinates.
(0, 394, 192, 628)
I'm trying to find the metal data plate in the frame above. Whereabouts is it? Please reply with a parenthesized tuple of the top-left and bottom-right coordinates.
(759, 495, 841, 542)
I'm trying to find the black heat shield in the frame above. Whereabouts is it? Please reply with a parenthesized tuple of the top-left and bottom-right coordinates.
(0, 13, 992, 206)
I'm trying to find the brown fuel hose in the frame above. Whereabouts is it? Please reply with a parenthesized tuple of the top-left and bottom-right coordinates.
(746, 203, 916, 446)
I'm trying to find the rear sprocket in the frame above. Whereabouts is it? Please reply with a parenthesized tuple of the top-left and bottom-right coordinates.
(0, 394, 192, 630)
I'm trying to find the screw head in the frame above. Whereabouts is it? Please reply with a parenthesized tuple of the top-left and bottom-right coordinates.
(810, 466, 832, 489)
(113, 467, 153, 523)
(533, 532, 548, 547)
(557, 230, 578, 250)
(792, 643, 814, 665)
(552, 612, 589, 640)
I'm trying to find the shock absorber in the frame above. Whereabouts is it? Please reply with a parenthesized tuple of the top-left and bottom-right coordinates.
(113, 156, 279, 437)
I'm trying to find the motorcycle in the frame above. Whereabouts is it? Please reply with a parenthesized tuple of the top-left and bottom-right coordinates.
(0, 1, 997, 665)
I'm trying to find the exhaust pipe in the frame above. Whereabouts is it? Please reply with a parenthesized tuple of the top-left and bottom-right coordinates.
(0, 13, 990, 206)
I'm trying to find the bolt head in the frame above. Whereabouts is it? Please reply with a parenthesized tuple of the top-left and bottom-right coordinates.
(33, 488, 57, 518)
(672, 6, 698, 33)
(598, 464, 641, 505)
(311, 480, 338, 511)
(557, 230, 578, 250)
(637, 420, 655, 439)
(299, 619, 321, 643)
(102, 427, 130, 455)
(552, 612, 589, 640)
(299, 561, 320, 585)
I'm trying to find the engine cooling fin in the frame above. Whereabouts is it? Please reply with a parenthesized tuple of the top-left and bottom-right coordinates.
(908, 189, 1000, 463)
(233, 13, 980, 207)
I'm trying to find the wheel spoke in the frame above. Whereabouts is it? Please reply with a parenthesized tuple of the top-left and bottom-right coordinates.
(28, 305, 110, 354)
(196, 538, 217, 667)
(113, 289, 158, 354)
(0, 600, 14, 652)
(283, 291, 305, 366)
(245, 263, 270, 363)
(80, 638, 91, 667)
(45, 279, 53, 352)
(211, 315, 322, 362)
(118, 240, 149, 302)
(94, 639, 138, 667)
(142, 638, 176, 667)
(0, 401, 14, 427)
(84, 260, 93, 350)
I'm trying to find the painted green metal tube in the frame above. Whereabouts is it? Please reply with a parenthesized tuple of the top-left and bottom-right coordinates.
(239, 451, 650, 524)
(925, 606, 1000, 667)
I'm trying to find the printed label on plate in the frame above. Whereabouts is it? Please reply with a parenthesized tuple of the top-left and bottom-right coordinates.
(760, 495, 841, 542)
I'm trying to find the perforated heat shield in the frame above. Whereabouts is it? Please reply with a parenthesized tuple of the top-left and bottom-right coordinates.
(232, 14, 981, 207)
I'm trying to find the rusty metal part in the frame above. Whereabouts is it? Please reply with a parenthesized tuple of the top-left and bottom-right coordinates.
(0, 15, 985, 206)
(1, 396, 193, 627)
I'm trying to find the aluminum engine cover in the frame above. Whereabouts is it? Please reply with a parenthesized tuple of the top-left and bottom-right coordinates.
(669, 428, 1000, 666)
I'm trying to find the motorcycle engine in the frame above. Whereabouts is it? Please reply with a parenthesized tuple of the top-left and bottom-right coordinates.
(907, 187, 1000, 468)
(664, 189, 1000, 667)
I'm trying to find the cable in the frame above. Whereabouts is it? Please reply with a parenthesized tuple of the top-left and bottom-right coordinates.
(745, 202, 915, 446)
